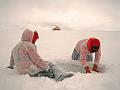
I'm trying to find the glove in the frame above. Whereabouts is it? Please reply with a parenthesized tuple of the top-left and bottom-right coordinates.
(92, 64, 100, 73)
(7, 66, 14, 69)
(84, 66, 91, 73)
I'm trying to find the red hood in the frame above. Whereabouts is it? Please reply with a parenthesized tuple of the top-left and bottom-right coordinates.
(87, 37, 100, 52)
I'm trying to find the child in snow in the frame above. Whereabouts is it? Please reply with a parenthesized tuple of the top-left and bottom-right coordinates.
(72, 37, 101, 73)
(7, 29, 73, 81)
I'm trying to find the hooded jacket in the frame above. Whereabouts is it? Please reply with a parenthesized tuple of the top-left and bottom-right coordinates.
(9, 29, 48, 74)
(74, 39, 101, 67)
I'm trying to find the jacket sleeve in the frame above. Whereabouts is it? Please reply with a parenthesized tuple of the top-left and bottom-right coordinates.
(27, 46, 47, 70)
(94, 47, 101, 65)
(9, 51, 15, 67)
(80, 45, 88, 67)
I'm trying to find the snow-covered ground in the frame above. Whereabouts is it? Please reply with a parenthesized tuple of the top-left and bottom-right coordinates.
(0, 27, 120, 90)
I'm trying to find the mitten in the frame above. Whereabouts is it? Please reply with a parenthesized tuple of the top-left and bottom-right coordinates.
(84, 66, 91, 73)
(92, 64, 100, 73)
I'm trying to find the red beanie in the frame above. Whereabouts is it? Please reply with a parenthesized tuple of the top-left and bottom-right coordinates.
(87, 37, 100, 52)
(32, 31, 39, 44)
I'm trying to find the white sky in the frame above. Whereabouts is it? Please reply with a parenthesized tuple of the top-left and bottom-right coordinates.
(0, 0, 120, 31)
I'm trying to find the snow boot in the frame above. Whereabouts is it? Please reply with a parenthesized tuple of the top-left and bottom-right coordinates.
(56, 73, 74, 81)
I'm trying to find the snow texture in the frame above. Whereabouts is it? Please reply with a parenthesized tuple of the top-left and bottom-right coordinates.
(0, 27, 120, 90)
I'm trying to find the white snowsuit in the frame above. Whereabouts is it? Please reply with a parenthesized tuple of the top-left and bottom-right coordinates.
(8, 29, 73, 81)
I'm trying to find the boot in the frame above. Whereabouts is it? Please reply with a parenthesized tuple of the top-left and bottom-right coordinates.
(56, 73, 74, 81)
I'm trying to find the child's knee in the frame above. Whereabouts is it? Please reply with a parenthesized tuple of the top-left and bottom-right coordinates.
(72, 53, 79, 60)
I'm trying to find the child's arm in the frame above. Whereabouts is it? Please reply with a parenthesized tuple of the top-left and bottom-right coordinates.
(80, 45, 91, 73)
(94, 47, 101, 65)
(80, 46, 88, 67)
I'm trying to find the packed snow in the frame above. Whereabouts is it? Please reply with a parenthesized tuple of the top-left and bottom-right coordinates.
(0, 27, 120, 90)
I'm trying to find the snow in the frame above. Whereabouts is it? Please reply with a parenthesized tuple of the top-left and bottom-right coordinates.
(0, 27, 120, 90)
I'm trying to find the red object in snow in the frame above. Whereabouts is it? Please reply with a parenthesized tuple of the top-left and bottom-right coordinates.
(87, 37, 100, 53)
(32, 31, 39, 44)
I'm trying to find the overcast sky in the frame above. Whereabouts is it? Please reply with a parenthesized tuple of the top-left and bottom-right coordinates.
(0, 0, 120, 30)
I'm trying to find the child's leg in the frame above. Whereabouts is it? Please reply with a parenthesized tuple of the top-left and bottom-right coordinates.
(72, 49, 80, 60)
(29, 62, 73, 81)
(48, 62, 73, 81)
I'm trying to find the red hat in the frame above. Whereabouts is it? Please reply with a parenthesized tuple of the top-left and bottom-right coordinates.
(87, 37, 100, 52)
(32, 31, 39, 44)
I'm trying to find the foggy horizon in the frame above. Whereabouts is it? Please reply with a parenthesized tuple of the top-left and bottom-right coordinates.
(0, 0, 120, 31)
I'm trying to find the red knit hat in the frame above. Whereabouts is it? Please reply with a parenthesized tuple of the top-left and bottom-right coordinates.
(32, 31, 39, 44)
(87, 37, 100, 52)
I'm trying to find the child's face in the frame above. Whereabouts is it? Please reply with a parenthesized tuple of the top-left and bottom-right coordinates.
(91, 46, 99, 53)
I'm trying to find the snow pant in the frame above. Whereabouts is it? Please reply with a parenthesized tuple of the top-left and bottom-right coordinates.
(72, 49, 93, 62)
(29, 62, 73, 81)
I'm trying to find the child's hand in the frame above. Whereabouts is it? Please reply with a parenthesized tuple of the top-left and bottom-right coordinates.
(92, 64, 100, 73)
(84, 66, 91, 73)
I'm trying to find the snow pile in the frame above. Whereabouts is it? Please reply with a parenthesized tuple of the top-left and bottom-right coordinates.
(0, 29, 120, 90)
